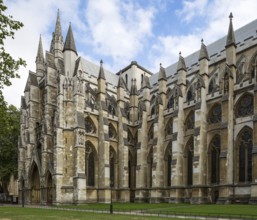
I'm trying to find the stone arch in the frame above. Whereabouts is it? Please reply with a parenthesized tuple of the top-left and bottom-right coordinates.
(234, 126, 253, 183)
(235, 92, 254, 118)
(85, 141, 98, 187)
(30, 162, 41, 204)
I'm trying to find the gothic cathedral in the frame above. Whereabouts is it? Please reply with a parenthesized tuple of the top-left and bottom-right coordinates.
(19, 12, 257, 205)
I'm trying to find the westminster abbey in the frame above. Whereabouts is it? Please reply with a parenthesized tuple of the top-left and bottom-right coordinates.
(18, 12, 257, 205)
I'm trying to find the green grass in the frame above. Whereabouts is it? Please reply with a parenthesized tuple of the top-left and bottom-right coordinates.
(0, 206, 191, 220)
(58, 203, 257, 218)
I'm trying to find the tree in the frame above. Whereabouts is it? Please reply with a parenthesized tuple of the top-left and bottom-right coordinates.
(0, 0, 26, 103)
(0, 103, 20, 195)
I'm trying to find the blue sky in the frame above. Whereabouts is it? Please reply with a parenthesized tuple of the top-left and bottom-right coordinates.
(3, 0, 257, 107)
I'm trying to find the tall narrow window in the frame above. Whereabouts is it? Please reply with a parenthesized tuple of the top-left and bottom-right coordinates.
(125, 74, 128, 85)
(238, 129, 252, 182)
(167, 154, 172, 187)
(210, 135, 220, 184)
(88, 152, 95, 186)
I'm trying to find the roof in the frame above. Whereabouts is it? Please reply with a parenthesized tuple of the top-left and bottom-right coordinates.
(80, 58, 118, 86)
(150, 18, 257, 85)
(63, 24, 77, 55)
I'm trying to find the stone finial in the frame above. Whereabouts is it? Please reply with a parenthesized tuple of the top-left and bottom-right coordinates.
(36, 35, 44, 61)
(226, 12, 236, 48)
(55, 9, 62, 37)
(177, 52, 186, 72)
(63, 23, 78, 55)
(142, 75, 151, 89)
(199, 38, 209, 61)
(98, 59, 105, 80)
(158, 63, 167, 81)
(117, 75, 125, 89)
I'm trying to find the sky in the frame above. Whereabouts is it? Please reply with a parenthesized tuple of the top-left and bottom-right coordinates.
(3, 0, 257, 107)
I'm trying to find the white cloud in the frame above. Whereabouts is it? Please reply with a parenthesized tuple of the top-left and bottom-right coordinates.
(176, 0, 208, 22)
(85, 0, 155, 68)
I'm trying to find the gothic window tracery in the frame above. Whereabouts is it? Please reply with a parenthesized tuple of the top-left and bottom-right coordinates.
(238, 128, 252, 183)
(109, 123, 116, 139)
(236, 94, 253, 117)
(85, 117, 96, 134)
(185, 111, 194, 131)
(208, 104, 222, 124)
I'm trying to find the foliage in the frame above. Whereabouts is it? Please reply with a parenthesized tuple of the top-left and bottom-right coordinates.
(0, 0, 26, 102)
(0, 103, 20, 193)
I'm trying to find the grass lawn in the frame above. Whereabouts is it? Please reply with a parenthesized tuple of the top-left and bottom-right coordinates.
(58, 203, 257, 218)
(0, 206, 191, 220)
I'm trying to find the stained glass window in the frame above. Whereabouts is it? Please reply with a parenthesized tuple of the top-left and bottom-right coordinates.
(236, 94, 253, 117)
(209, 104, 222, 124)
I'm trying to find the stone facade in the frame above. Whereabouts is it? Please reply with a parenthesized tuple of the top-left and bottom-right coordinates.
(18, 12, 257, 205)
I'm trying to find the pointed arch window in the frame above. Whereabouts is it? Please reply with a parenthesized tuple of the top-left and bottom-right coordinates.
(210, 135, 220, 184)
(208, 104, 221, 124)
(85, 117, 96, 134)
(85, 141, 95, 187)
(208, 78, 216, 94)
(167, 96, 174, 110)
(187, 87, 194, 103)
(236, 93, 253, 118)
(185, 111, 194, 131)
(238, 129, 252, 183)
(109, 123, 116, 139)
(165, 119, 173, 136)
(108, 104, 116, 116)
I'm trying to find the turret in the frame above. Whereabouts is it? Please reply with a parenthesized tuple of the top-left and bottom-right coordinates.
(199, 39, 209, 86)
(35, 35, 45, 79)
(117, 75, 125, 104)
(97, 60, 106, 101)
(158, 63, 167, 106)
(63, 23, 78, 77)
(226, 12, 236, 69)
(177, 52, 187, 95)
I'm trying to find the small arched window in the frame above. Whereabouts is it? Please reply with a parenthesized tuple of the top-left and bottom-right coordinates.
(187, 87, 194, 103)
(165, 119, 173, 136)
(208, 78, 215, 94)
(185, 111, 194, 131)
(236, 94, 253, 118)
(208, 104, 221, 124)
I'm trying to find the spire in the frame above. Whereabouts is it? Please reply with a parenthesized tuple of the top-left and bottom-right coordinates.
(226, 12, 236, 48)
(199, 39, 209, 61)
(117, 75, 125, 89)
(63, 23, 78, 55)
(55, 9, 62, 37)
(36, 35, 44, 62)
(142, 75, 151, 89)
(98, 60, 105, 80)
(158, 63, 167, 81)
(177, 52, 187, 72)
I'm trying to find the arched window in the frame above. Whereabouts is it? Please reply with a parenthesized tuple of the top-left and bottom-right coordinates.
(165, 119, 173, 136)
(109, 123, 116, 139)
(208, 78, 215, 94)
(125, 74, 128, 85)
(238, 129, 252, 183)
(85, 141, 95, 186)
(209, 135, 220, 184)
(167, 96, 174, 110)
(85, 117, 95, 133)
(187, 87, 194, 103)
(185, 111, 194, 131)
(37, 143, 42, 164)
(108, 104, 116, 116)
(236, 93, 253, 117)
(186, 139, 194, 186)
(110, 147, 115, 187)
(208, 104, 221, 124)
